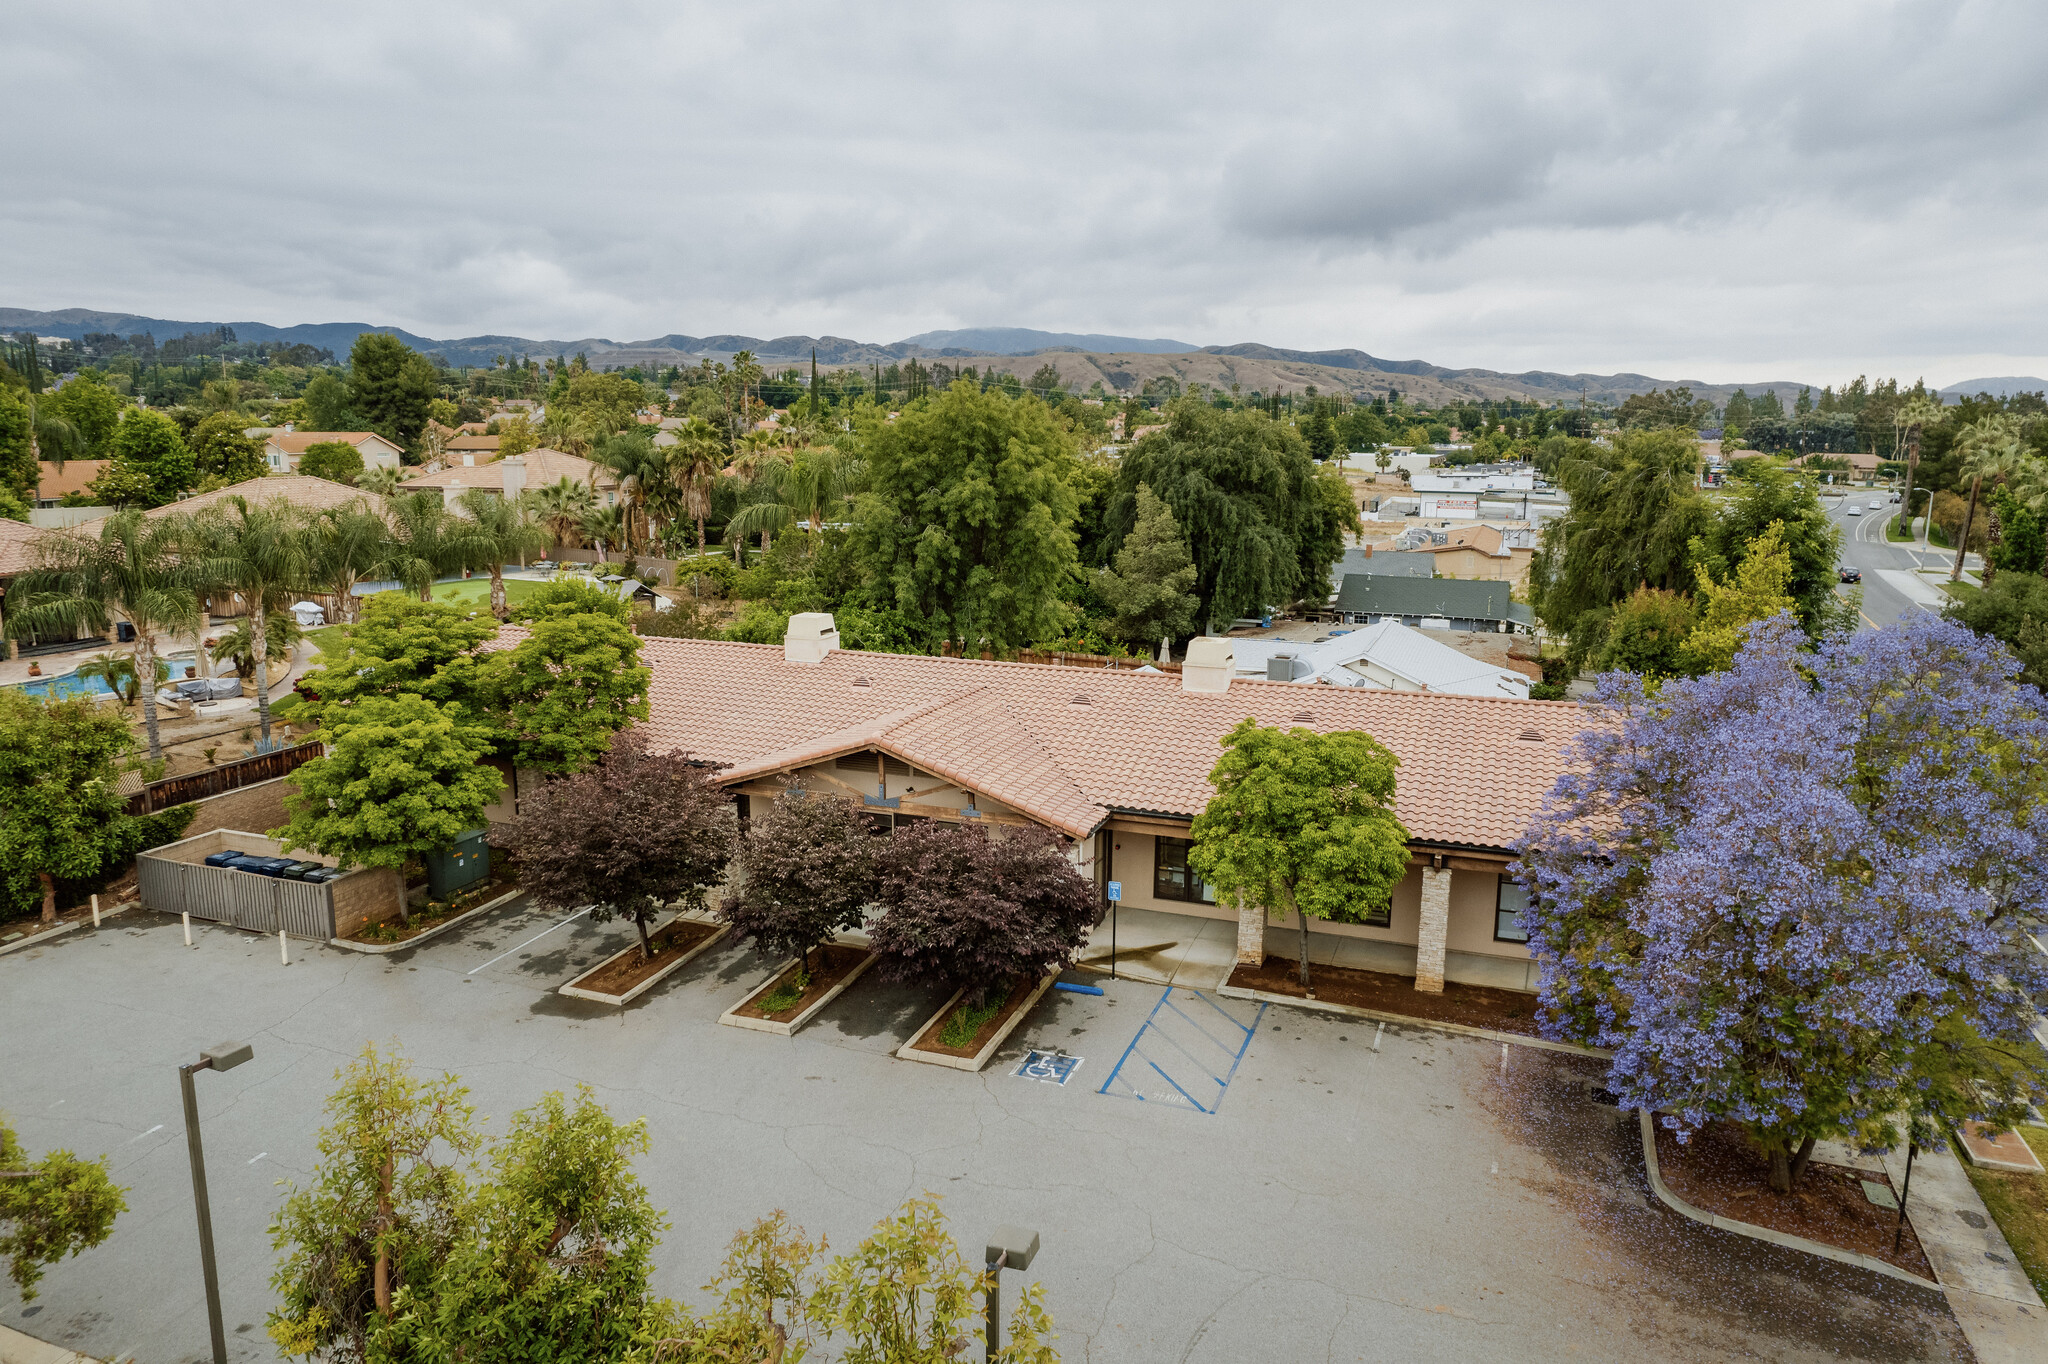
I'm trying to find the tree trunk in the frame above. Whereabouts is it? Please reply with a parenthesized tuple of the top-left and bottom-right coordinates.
(635, 910, 653, 962)
(374, 1154, 394, 1316)
(395, 875, 410, 929)
(1767, 1141, 1791, 1195)
(39, 871, 57, 926)
(1899, 431, 1920, 542)
(1951, 474, 1981, 582)
(1274, 882, 1311, 991)
(135, 629, 162, 761)
(252, 601, 272, 749)
(1788, 1135, 1818, 1190)
(490, 563, 508, 620)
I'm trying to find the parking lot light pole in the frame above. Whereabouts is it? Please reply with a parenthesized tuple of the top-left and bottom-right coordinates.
(180, 1040, 254, 1364)
(983, 1224, 1040, 1362)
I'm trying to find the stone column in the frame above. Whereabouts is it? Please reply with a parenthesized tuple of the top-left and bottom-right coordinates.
(1235, 893, 1266, 966)
(1415, 865, 1452, 993)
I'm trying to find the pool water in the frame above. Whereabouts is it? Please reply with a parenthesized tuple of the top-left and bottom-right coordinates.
(9, 652, 200, 701)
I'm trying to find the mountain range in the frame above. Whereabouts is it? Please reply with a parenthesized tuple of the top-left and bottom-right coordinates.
(2, 307, 1837, 406)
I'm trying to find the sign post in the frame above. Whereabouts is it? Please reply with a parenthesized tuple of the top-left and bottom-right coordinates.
(1105, 881, 1121, 981)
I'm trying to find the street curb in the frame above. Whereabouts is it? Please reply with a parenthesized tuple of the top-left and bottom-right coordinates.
(1636, 1109, 1937, 1289)
(0, 1322, 104, 1364)
(327, 888, 524, 955)
(897, 973, 1058, 1072)
(560, 919, 729, 1006)
(1215, 982, 1612, 1059)
(0, 901, 141, 958)
(720, 945, 876, 1036)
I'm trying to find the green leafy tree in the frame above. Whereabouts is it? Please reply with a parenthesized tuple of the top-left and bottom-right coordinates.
(1303, 408, 1338, 461)
(408, 1088, 668, 1364)
(451, 489, 550, 620)
(1678, 522, 1798, 674)
(1688, 461, 1845, 637)
(188, 410, 268, 483)
(1986, 484, 2046, 579)
(80, 460, 158, 508)
(1106, 402, 1351, 628)
(105, 407, 198, 506)
(1094, 482, 1199, 648)
(194, 496, 312, 747)
(1615, 386, 1716, 431)
(1189, 719, 1412, 989)
(275, 693, 504, 922)
(1595, 586, 1694, 680)
(554, 371, 645, 436)
(0, 1113, 127, 1300)
(267, 1044, 479, 1362)
(855, 381, 1080, 649)
(296, 594, 496, 724)
(301, 372, 357, 431)
(299, 439, 365, 485)
(4, 509, 203, 759)
(0, 385, 33, 504)
(1530, 428, 1712, 666)
(1947, 572, 2048, 690)
(347, 334, 437, 449)
(481, 611, 650, 774)
(0, 691, 138, 923)
(43, 371, 123, 456)
(508, 574, 633, 624)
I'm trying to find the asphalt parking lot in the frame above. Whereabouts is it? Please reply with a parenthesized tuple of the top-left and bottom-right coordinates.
(1, 898, 1969, 1363)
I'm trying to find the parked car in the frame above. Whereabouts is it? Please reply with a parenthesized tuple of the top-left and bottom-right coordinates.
(1839, 567, 1862, 583)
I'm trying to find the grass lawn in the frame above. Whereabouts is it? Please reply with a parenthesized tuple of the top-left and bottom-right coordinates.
(424, 577, 545, 609)
(1939, 579, 1981, 606)
(1960, 1126, 2048, 1299)
(1887, 515, 1917, 543)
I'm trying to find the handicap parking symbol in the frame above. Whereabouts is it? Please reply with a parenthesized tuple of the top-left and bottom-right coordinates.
(1015, 1049, 1083, 1086)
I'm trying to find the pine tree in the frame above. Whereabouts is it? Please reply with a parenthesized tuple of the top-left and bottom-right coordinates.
(1096, 483, 1199, 647)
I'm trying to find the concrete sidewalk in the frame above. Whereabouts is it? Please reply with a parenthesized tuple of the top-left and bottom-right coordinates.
(1880, 1141, 2048, 1364)
(0, 1325, 99, 1364)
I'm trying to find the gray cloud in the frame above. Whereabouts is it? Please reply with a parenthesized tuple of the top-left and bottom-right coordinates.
(3, 1, 2046, 384)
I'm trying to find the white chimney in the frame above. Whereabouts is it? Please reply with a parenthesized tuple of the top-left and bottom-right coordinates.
(1182, 637, 1235, 693)
(442, 478, 465, 512)
(462, 453, 475, 466)
(784, 612, 839, 664)
(501, 455, 527, 499)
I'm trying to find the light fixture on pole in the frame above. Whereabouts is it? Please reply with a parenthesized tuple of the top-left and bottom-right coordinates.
(180, 1040, 253, 1364)
(983, 1224, 1040, 1362)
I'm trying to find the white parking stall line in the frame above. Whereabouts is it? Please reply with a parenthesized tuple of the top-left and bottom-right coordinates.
(467, 907, 591, 975)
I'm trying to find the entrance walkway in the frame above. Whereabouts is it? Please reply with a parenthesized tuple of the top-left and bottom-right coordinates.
(1074, 906, 1237, 990)
(1878, 1142, 2048, 1363)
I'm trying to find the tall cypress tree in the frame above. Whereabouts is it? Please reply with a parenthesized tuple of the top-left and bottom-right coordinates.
(809, 348, 819, 419)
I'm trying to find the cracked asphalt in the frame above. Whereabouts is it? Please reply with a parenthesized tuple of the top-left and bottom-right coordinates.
(2, 900, 1970, 1362)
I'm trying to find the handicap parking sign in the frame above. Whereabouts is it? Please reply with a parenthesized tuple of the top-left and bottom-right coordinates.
(1106, 881, 1121, 902)
(1015, 1049, 1083, 1086)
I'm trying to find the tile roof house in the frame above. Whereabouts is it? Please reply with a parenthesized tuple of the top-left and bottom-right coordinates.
(400, 448, 619, 516)
(512, 615, 1580, 994)
(1332, 574, 1535, 634)
(32, 460, 110, 507)
(1334, 546, 1434, 580)
(72, 475, 390, 534)
(446, 433, 501, 459)
(262, 431, 404, 474)
(1224, 620, 1532, 698)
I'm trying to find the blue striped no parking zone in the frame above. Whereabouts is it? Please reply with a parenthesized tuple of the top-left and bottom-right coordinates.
(1098, 986, 1265, 1114)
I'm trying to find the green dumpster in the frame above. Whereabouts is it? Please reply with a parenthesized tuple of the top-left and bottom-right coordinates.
(426, 829, 490, 900)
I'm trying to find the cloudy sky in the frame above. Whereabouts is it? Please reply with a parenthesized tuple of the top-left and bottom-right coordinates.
(6, 2, 2045, 385)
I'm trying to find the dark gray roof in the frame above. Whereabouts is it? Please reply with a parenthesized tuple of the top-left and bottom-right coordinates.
(1335, 547, 1435, 579)
(1334, 573, 1528, 624)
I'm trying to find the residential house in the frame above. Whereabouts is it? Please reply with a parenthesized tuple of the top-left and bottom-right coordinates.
(399, 448, 620, 517)
(0, 517, 49, 656)
(32, 460, 109, 508)
(446, 433, 501, 462)
(541, 616, 1576, 994)
(1225, 620, 1531, 698)
(1332, 574, 1535, 634)
(1334, 546, 1434, 580)
(1421, 524, 1536, 589)
(262, 431, 404, 474)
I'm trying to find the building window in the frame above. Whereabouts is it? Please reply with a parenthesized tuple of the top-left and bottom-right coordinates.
(1153, 837, 1216, 904)
(1495, 877, 1530, 943)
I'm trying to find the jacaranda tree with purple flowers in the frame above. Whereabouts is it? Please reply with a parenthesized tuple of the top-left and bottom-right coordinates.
(1514, 612, 2048, 1194)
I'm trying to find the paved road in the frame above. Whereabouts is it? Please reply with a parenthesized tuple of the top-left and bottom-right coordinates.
(1828, 494, 1975, 630)
(1, 903, 1969, 1363)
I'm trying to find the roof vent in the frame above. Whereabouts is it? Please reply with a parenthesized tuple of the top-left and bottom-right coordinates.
(1517, 727, 1544, 742)
(1292, 710, 1316, 724)
(1181, 637, 1235, 694)
(1069, 693, 1092, 707)
(851, 676, 872, 689)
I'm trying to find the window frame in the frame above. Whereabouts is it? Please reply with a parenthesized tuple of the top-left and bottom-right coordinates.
(1494, 875, 1530, 944)
(1151, 836, 1216, 905)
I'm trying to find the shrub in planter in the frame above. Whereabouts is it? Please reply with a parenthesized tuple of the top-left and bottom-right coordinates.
(510, 735, 737, 962)
(868, 822, 1094, 1005)
(719, 788, 878, 976)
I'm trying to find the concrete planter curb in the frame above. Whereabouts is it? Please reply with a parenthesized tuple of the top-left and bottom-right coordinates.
(560, 918, 729, 1006)
(328, 888, 524, 955)
(897, 974, 1057, 1072)
(720, 946, 876, 1036)
(1637, 1109, 1936, 1289)
(0, 1322, 103, 1363)
(1216, 982, 1612, 1059)
(0, 901, 140, 958)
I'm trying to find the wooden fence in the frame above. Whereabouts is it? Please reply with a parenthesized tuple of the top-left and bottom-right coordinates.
(940, 642, 1182, 673)
(127, 740, 325, 815)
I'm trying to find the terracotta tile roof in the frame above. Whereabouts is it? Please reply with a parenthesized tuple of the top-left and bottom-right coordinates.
(611, 637, 1582, 850)
(70, 476, 390, 535)
(264, 431, 400, 454)
(0, 516, 47, 577)
(402, 448, 616, 491)
(34, 460, 109, 501)
(447, 434, 501, 452)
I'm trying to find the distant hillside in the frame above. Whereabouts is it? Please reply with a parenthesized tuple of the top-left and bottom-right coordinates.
(1938, 376, 2048, 400)
(897, 326, 1197, 355)
(4, 305, 1811, 405)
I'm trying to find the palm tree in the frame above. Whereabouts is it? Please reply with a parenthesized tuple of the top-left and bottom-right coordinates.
(25, 394, 85, 469)
(383, 492, 464, 601)
(582, 505, 629, 564)
(451, 491, 549, 619)
(1948, 415, 2031, 582)
(5, 511, 205, 760)
(309, 502, 391, 625)
(668, 421, 722, 554)
(192, 496, 313, 748)
(787, 443, 857, 532)
(354, 465, 404, 498)
(594, 433, 667, 553)
(75, 652, 162, 707)
(528, 477, 595, 557)
(1891, 395, 1942, 540)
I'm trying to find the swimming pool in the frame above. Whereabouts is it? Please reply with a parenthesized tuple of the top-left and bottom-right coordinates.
(8, 652, 200, 702)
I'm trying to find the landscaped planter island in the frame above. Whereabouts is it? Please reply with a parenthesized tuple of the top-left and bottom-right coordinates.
(897, 973, 1057, 1071)
(560, 914, 729, 1006)
(719, 941, 875, 1036)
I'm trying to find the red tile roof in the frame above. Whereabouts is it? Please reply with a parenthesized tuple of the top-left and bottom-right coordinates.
(613, 637, 1582, 849)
